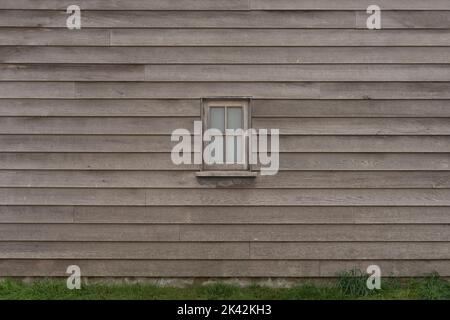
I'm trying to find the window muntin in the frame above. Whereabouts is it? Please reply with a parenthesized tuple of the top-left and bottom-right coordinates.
(202, 99, 250, 171)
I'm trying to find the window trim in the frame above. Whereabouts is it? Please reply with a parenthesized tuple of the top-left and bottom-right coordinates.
(201, 97, 252, 172)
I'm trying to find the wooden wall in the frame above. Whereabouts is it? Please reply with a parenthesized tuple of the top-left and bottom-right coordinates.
(0, 0, 449, 278)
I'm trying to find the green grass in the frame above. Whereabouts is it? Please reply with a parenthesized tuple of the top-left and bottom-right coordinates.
(0, 273, 449, 300)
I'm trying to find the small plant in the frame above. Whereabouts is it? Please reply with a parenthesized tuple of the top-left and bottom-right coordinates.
(337, 268, 372, 297)
(416, 272, 450, 300)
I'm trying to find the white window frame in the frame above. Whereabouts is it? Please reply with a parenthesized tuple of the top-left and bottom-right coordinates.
(201, 97, 252, 172)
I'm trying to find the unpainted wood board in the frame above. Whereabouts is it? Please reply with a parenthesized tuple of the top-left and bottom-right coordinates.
(2, 135, 448, 153)
(254, 118, 450, 135)
(2, 11, 450, 29)
(0, 259, 320, 277)
(251, 0, 450, 10)
(0, 0, 250, 10)
(252, 100, 450, 118)
(0, 99, 200, 117)
(0, 224, 448, 242)
(0, 28, 110, 45)
(2, 188, 450, 206)
(0, 242, 250, 259)
(250, 242, 450, 260)
(72, 206, 450, 225)
(0, 224, 181, 241)
(2, 170, 450, 188)
(0, 241, 447, 259)
(110, 29, 450, 46)
(143, 65, 450, 82)
(3, 47, 449, 64)
(1, 153, 448, 170)
(4, 64, 450, 82)
(0, 206, 74, 223)
(1, 259, 448, 277)
(143, 189, 450, 206)
(0, 117, 198, 134)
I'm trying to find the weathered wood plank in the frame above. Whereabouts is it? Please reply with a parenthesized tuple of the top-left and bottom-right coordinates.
(180, 225, 450, 242)
(2, 136, 447, 153)
(2, 170, 450, 188)
(0, 242, 250, 259)
(254, 118, 450, 135)
(3, 47, 449, 64)
(0, 153, 196, 170)
(0, 242, 446, 259)
(4, 64, 450, 82)
(0, 259, 448, 277)
(277, 153, 450, 171)
(0, 259, 321, 277)
(280, 136, 450, 153)
(4, 206, 449, 225)
(8, 28, 433, 47)
(111, 29, 450, 46)
(251, 0, 450, 10)
(1, 153, 448, 170)
(2, 11, 449, 29)
(72, 206, 450, 224)
(0, 64, 145, 81)
(0, 224, 181, 241)
(0, 224, 447, 242)
(143, 65, 450, 82)
(252, 100, 450, 118)
(0, 99, 200, 117)
(0, 0, 250, 10)
(0, 117, 198, 134)
(0, 206, 74, 223)
(3, 81, 450, 99)
(0, 82, 74, 98)
(75, 82, 450, 99)
(144, 189, 450, 206)
(0, 28, 110, 46)
(2, 117, 448, 135)
(1, 189, 147, 205)
(250, 242, 450, 260)
(1, 188, 450, 206)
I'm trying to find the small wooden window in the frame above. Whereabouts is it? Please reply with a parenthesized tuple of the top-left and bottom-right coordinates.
(201, 98, 251, 171)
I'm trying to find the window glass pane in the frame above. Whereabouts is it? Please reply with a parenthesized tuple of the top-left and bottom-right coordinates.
(227, 107, 243, 129)
(210, 107, 225, 132)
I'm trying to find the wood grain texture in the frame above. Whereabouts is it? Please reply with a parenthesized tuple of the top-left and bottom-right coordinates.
(1, 0, 449, 279)
(3, 64, 450, 82)
(0, 117, 198, 134)
(2, 188, 447, 206)
(111, 29, 450, 46)
(0, 242, 447, 259)
(251, 0, 450, 10)
(250, 242, 450, 260)
(0, 0, 250, 10)
(252, 100, 450, 118)
(0, 259, 448, 277)
(0, 224, 447, 242)
(1, 153, 448, 170)
(0, 99, 200, 117)
(2, 136, 449, 152)
(0, 242, 250, 259)
(2, 170, 450, 188)
(3, 206, 449, 225)
(71, 206, 450, 225)
(1, 117, 448, 135)
(1, 10, 450, 29)
(3, 47, 449, 64)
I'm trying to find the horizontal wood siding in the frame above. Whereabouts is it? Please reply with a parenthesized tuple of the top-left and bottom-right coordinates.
(0, 1, 448, 279)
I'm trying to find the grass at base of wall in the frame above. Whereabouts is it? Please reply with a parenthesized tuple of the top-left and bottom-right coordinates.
(0, 273, 449, 300)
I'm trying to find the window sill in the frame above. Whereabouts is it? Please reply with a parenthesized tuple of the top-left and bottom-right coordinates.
(195, 171, 258, 178)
